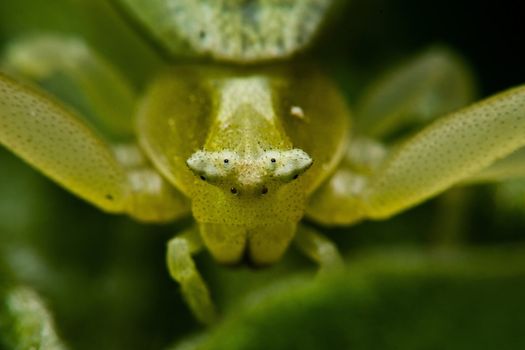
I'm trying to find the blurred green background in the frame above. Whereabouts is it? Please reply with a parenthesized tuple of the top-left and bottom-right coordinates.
(0, 0, 524, 349)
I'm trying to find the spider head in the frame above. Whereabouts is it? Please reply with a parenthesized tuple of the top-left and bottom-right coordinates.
(186, 148, 312, 197)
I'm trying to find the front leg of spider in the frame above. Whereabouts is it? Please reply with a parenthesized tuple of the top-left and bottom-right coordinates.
(294, 225, 343, 274)
(167, 228, 217, 325)
(0, 32, 194, 222)
(306, 84, 525, 225)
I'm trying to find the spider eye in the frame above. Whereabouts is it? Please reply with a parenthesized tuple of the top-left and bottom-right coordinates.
(200, 175, 206, 181)
(230, 187, 238, 195)
(224, 159, 229, 164)
(261, 186, 268, 194)
(264, 149, 312, 182)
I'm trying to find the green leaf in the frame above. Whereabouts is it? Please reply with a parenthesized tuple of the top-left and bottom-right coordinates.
(176, 248, 525, 350)
(0, 286, 68, 350)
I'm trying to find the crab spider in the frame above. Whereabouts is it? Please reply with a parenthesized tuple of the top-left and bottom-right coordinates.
(2, 14, 525, 325)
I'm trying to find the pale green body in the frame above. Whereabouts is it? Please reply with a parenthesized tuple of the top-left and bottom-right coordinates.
(1, 36, 525, 324)
(137, 65, 347, 264)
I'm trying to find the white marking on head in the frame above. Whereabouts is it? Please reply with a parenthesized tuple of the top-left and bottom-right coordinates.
(186, 150, 239, 180)
(186, 148, 312, 189)
(217, 77, 275, 124)
(290, 106, 305, 120)
(262, 149, 313, 181)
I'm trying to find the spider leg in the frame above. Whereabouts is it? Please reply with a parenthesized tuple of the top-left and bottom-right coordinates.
(0, 72, 189, 220)
(3, 34, 136, 140)
(294, 224, 343, 273)
(167, 228, 217, 325)
(307, 84, 525, 224)
(356, 46, 475, 139)
(465, 146, 525, 184)
(365, 85, 525, 219)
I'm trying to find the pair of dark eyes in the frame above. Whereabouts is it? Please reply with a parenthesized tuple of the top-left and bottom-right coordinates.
(222, 158, 276, 164)
(197, 176, 268, 195)
(200, 174, 298, 182)
(230, 187, 268, 195)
